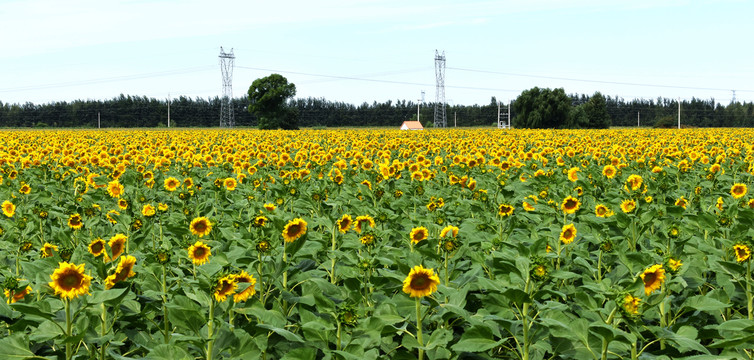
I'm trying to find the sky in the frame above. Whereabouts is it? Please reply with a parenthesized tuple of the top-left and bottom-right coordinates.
(1, 0, 753, 106)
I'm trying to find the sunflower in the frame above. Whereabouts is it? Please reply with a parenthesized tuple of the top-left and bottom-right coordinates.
(620, 199, 636, 213)
(232, 271, 257, 302)
(19, 183, 31, 195)
(731, 183, 748, 199)
(440, 225, 459, 238)
(183, 177, 194, 188)
(625, 174, 643, 191)
(734, 243, 751, 262)
(602, 164, 617, 179)
(88, 238, 107, 257)
(354, 215, 375, 233)
(409, 226, 429, 244)
(105, 255, 137, 289)
(224, 177, 237, 191)
(263, 203, 276, 211)
(48, 262, 92, 299)
(621, 294, 641, 315)
(523, 201, 535, 212)
(640, 264, 666, 296)
(118, 199, 128, 210)
(595, 204, 613, 218)
(188, 241, 212, 265)
(142, 204, 156, 217)
(213, 274, 238, 302)
(560, 224, 577, 244)
(164, 177, 181, 192)
(336, 214, 353, 233)
(498, 203, 514, 217)
(107, 180, 124, 198)
(252, 215, 268, 227)
(402, 265, 440, 298)
(108, 234, 127, 262)
(667, 258, 683, 273)
(674, 196, 688, 209)
(567, 167, 579, 182)
(561, 196, 581, 214)
(157, 203, 169, 212)
(256, 239, 271, 253)
(282, 218, 308, 243)
(4, 285, 32, 304)
(360, 232, 376, 246)
(2, 200, 15, 218)
(190, 217, 212, 237)
(41, 243, 58, 258)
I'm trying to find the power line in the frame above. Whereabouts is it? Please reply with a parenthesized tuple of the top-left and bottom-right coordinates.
(447, 66, 754, 94)
(0, 66, 215, 93)
(235, 65, 519, 93)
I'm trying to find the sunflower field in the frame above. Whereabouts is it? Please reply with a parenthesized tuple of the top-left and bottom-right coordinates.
(2, 128, 754, 360)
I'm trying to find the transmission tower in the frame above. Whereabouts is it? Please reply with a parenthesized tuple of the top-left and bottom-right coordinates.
(219, 47, 235, 128)
(434, 50, 447, 128)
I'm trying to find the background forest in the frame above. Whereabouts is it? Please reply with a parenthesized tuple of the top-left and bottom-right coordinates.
(1, 92, 753, 129)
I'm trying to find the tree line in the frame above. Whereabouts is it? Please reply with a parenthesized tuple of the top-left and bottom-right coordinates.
(1, 91, 753, 128)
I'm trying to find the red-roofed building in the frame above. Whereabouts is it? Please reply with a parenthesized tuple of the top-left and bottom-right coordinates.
(400, 121, 424, 130)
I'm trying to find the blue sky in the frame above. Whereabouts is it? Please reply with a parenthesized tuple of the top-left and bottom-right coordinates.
(1, 0, 752, 106)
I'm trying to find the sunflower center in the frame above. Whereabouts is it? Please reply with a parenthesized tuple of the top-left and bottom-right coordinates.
(410, 274, 430, 290)
(194, 247, 206, 258)
(643, 272, 657, 285)
(287, 224, 301, 236)
(194, 221, 207, 233)
(565, 200, 577, 209)
(61, 272, 82, 289)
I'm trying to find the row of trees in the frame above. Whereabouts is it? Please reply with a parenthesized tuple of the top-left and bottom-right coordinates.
(1, 90, 753, 129)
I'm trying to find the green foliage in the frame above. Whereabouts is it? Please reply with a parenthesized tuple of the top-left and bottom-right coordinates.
(654, 115, 677, 128)
(247, 74, 299, 130)
(582, 92, 611, 128)
(512, 87, 572, 128)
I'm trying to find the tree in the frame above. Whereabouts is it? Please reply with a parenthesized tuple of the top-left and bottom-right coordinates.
(512, 87, 571, 128)
(247, 74, 299, 130)
(582, 92, 611, 128)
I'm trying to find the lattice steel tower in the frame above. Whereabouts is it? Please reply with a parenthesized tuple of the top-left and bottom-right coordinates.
(434, 50, 447, 128)
(219, 47, 235, 128)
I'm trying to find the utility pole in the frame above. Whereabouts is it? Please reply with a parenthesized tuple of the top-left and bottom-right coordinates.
(167, 93, 171, 128)
(219, 47, 235, 128)
(454, 112, 457, 127)
(637, 111, 640, 127)
(497, 101, 501, 127)
(677, 98, 681, 129)
(98, 112, 101, 129)
(417, 90, 424, 123)
(507, 102, 511, 129)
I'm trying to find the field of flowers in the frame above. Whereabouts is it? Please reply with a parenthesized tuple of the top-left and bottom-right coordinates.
(1, 128, 754, 360)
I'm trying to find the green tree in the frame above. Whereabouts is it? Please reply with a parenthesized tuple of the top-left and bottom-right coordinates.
(512, 87, 571, 128)
(247, 74, 299, 130)
(582, 92, 611, 128)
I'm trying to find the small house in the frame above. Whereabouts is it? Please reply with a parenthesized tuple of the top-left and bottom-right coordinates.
(400, 121, 424, 130)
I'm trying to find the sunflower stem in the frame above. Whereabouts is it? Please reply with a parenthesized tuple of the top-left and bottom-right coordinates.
(330, 227, 337, 284)
(415, 297, 424, 360)
(206, 299, 215, 360)
(100, 302, 107, 360)
(65, 298, 72, 360)
(162, 265, 170, 343)
(747, 260, 752, 320)
(336, 320, 342, 351)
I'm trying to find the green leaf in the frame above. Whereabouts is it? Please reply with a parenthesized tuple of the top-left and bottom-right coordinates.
(146, 344, 193, 360)
(680, 295, 730, 313)
(451, 325, 502, 353)
(0, 333, 36, 359)
(257, 323, 304, 343)
(280, 347, 317, 360)
(424, 328, 452, 350)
